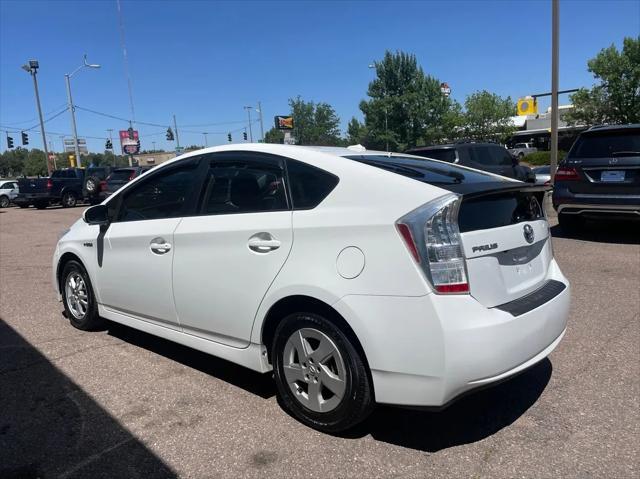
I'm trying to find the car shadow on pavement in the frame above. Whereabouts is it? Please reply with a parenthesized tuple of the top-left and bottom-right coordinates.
(0, 318, 177, 479)
(550, 220, 640, 244)
(346, 358, 552, 452)
(106, 322, 276, 399)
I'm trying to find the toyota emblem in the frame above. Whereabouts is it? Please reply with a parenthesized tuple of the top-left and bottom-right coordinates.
(523, 224, 535, 244)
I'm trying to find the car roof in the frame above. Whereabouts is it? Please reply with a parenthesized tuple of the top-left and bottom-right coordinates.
(586, 123, 640, 133)
(407, 142, 499, 152)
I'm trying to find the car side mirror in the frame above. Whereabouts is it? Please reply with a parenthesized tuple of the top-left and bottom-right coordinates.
(83, 204, 109, 225)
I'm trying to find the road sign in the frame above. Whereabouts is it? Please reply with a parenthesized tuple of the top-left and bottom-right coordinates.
(274, 116, 294, 130)
(63, 138, 88, 154)
(119, 129, 140, 155)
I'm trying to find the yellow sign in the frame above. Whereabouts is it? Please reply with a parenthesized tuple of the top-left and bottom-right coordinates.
(68, 154, 75, 167)
(517, 97, 538, 116)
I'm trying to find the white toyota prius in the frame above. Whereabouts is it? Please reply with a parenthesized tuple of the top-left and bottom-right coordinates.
(53, 144, 570, 432)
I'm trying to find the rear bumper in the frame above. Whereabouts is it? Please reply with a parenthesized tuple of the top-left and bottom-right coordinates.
(333, 260, 570, 407)
(552, 184, 640, 217)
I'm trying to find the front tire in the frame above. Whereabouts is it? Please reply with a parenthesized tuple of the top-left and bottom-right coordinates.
(272, 313, 373, 433)
(0, 195, 9, 208)
(61, 260, 104, 331)
(61, 191, 77, 208)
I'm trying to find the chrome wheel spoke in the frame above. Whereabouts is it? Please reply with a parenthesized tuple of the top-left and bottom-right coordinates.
(306, 379, 322, 411)
(283, 364, 305, 384)
(288, 330, 309, 362)
(310, 336, 334, 363)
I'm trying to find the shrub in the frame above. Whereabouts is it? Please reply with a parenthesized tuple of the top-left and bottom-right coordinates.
(523, 150, 567, 166)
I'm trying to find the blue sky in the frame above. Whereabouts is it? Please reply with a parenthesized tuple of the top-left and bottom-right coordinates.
(1, 0, 638, 153)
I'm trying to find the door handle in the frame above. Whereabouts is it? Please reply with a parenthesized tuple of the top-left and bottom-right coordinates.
(248, 232, 281, 253)
(150, 237, 172, 255)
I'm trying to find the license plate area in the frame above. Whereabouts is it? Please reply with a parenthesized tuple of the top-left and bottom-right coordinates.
(600, 170, 625, 182)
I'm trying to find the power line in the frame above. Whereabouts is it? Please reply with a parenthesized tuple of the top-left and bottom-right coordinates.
(181, 119, 247, 127)
(3, 103, 69, 126)
(0, 106, 69, 132)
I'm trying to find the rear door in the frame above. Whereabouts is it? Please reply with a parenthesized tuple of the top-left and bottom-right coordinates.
(172, 152, 293, 347)
(564, 127, 640, 196)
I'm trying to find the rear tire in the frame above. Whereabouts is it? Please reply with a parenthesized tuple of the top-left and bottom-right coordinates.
(272, 312, 374, 433)
(61, 191, 77, 208)
(61, 260, 104, 331)
(0, 195, 9, 208)
(558, 213, 584, 234)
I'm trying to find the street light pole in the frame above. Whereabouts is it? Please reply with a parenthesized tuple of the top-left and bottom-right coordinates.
(550, 0, 560, 184)
(65, 55, 101, 168)
(244, 106, 253, 142)
(257, 101, 265, 142)
(21, 60, 51, 175)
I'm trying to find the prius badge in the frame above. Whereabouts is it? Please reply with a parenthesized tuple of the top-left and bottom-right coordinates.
(523, 224, 535, 244)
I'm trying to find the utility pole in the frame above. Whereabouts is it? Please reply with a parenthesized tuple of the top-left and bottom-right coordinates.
(244, 106, 253, 142)
(152, 141, 156, 151)
(550, 0, 560, 184)
(21, 60, 51, 175)
(203, 132, 208, 147)
(173, 114, 180, 149)
(64, 74, 81, 168)
(257, 101, 264, 142)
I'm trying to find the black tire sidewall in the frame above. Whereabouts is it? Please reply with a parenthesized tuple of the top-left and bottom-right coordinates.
(0, 195, 9, 208)
(61, 260, 100, 330)
(272, 313, 372, 432)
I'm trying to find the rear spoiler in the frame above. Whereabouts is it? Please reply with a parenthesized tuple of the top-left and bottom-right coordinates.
(441, 181, 551, 199)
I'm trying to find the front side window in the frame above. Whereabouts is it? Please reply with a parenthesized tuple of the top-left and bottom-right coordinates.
(200, 158, 287, 215)
(117, 163, 199, 222)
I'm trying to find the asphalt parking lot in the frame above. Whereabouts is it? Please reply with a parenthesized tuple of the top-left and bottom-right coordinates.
(1, 204, 638, 479)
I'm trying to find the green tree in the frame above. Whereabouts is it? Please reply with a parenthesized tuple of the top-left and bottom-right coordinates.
(461, 90, 516, 141)
(264, 127, 284, 144)
(566, 36, 640, 126)
(346, 117, 368, 145)
(288, 96, 342, 145)
(0, 147, 29, 176)
(359, 51, 455, 150)
(24, 149, 47, 176)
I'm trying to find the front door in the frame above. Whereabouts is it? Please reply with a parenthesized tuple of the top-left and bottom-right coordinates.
(97, 160, 202, 329)
(172, 152, 293, 347)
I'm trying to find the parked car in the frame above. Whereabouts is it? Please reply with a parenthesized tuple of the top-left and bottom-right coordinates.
(53, 144, 570, 432)
(99, 166, 152, 200)
(552, 124, 640, 232)
(83, 166, 113, 205)
(0, 180, 19, 208)
(407, 142, 535, 182)
(532, 165, 551, 185)
(508, 142, 538, 159)
(15, 168, 85, 209)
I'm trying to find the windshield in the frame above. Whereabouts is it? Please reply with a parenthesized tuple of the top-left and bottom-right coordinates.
(569, 129, 640, 158)
(343, 155, 505, 185)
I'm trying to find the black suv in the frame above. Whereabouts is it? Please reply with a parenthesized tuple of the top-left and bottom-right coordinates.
(84, 166, 113, 205)
(552, 124, 640, 232)
(407, 142, 534, 182)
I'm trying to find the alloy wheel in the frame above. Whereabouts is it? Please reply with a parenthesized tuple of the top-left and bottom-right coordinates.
(282, 328, 347, 413)
(65, 273, 89, 319)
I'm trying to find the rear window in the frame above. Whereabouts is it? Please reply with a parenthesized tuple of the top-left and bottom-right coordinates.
(569, 129, 640, 158)
(109, 170, 135, 182)
(344, 155, 500, 186)
(412, 149, 457, 163)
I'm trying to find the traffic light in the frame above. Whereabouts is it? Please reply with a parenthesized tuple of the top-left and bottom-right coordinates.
(127, 127, 134, 140)
(227, 133, 232, 142)
(136, 139, 141, 150)
(243, 131, 248, 141)
(6, 135, 14, 149)
(105, 139, 113, 150)
(166, 128, 174, 141)
(21, 131, 29, 145)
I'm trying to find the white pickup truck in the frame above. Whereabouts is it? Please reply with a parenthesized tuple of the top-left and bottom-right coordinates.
(508, 142, 537, 159)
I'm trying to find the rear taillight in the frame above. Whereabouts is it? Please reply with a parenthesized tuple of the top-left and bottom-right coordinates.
(555, 166, 579, 181)
(99, 180, 107, 192)
(46, 179, 53, 189)
(129, 171, 137, 180)
(397, 194, 469, 295)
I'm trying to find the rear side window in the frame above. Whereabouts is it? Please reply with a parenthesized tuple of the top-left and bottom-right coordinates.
(415, 149, 457, 163)
(286, 160, 339, 209)
(200, 159, 288, 215)
(117, 163, 199, 222)
(109, 170, 135, 182)
(468, 146, 511, 166)
(569, 130, 640, 158)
